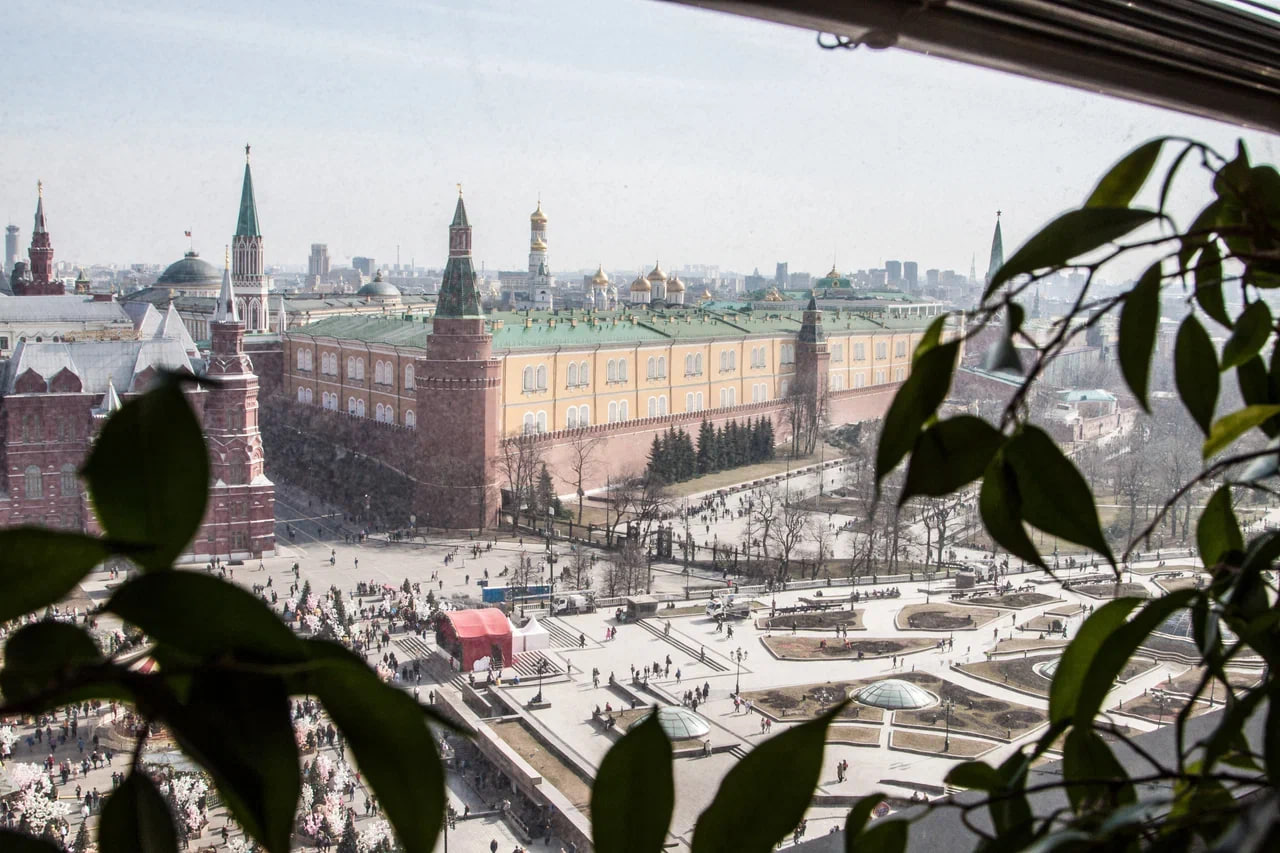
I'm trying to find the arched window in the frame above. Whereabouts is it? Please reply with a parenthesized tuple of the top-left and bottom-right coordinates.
(648, 396, 657, 417)
(719, 352, 727, 372)
(657, 356, 666, 378)
(567, 408, 578, 429)
(686, 392, 694, 411)
(696, 392, 704, 410)
(404, 364, 415, 389)
(297, 350, 306, 370)
(578, 405, 589, 426)
(24, 465, 42, 498)
(347, 356, 356, 378)
(620, 400, 629, 420)
(304, 387, 313, 403)
(579, 361, 589, 385)
(695, 353, 703, 374)
(536, 365, 548, 390)
(524, 413, 536, 434)
(348, 397, 357, 415)
(405, 410, 416, 428)
(659, 396, 668, 415)
(729, 351, 736, 370)
(375, 361, 384, 385)
(685, 354, 694, 375)
(619, 360, 628, 381)
(536, 411, 547, 432)
(568, 362, 578, 387)
(298, 387, 306, 402)
(608, 401, 618, 423)
(306, 350, 313, 370)
(607, 360, 617, 382)
(376, 403, 385, 422)
(523, 366, 535, 391)
(61, 464, 77, 496)
(647, 357, 656, 379)
(356, 358, 365, 380)
(356, 399, 366, 417)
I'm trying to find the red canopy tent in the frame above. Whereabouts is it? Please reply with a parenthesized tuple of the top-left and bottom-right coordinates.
(439, 608, 513, 671)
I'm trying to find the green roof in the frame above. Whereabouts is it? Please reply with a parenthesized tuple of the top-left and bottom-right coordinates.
(236, 161, 261, 237)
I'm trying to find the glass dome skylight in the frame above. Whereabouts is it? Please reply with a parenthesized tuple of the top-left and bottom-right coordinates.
(851, 678, 936, 710)
(628, 705, 711, 740)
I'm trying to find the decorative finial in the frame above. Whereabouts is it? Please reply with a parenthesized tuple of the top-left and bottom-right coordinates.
(37, 180, 43, 198)
(245, 143, 251, 162)
(225, 245, 230, 267)
(997, 210, 1001, 218)
(457, 183, 463, 197)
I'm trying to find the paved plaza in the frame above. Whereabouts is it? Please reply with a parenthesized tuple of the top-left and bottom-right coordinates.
(4, 474, 1263, 852)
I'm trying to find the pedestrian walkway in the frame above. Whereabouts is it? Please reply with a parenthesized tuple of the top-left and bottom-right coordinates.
(636, 619, 730, 672)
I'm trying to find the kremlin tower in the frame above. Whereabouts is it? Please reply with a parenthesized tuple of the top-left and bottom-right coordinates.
(414, 188, 502, 529)
(17, 183, 61, 296)
(985, 211, 1004, 287)
(528, 199, 553, 290)
(231, 145, 269, 331)
(203, 250, 275, 556)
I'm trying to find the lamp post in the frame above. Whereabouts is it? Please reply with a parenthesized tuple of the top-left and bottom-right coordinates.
(731, 648, 748, 695)
(942, 697, 955, 752)
(545, 539, 557, 615)
(533, 657, 549, 704)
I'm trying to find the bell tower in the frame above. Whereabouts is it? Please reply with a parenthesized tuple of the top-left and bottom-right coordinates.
(21, 182, 61, 296)
(415, 187, 502, 529)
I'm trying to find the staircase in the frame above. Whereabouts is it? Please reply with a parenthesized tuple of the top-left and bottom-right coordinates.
(636, 619, 730, 672)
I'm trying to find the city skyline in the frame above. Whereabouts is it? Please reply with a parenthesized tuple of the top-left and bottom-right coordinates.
(2, 0, 1276, 278)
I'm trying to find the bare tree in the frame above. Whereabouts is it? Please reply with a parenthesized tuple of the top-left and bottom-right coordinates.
(919, 495, 964, 570)
(497, 436, 545, 530)
(610, 469, 672, 548)
(566, 431, 604, 525)
(1112, 426, 1152, 544)
(810, 519, 835, 580)
(509, 550, 537, 596)
(786, 385, 829, 457)
(769, 497, 814, 583)
(566, 544, 594, 590)
(604, 538, 647, 596)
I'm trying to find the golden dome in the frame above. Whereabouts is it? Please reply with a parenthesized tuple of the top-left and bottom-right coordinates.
(764, 287, 784, 302)
(698, 287, 713, 300)
(630, 275, 651, 292)
(592, 265, 609, 285)
(531, 238, 548, 251)
(666, 275, 685, 293)
(826, 264, 841, 280)
(646, 262, 667, 282)
(530, 202, 547, 223)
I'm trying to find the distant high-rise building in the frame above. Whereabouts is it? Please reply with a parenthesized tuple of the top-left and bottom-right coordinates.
(4, 225, 17, 278)
(353, 257, 376, 278)
(308, 244, 330, 278)
(885, 260, 902, 284)
(903, 261, 918, 290)
(926, 268, 941, 287)
(869, 269, 887, 288)
(775, 262, 788, 286)
(788, 272, 812, 290)
(986, 211, 1004, 285)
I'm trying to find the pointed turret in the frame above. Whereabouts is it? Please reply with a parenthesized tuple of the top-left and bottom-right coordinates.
(236, 145, 261, 237)
(985, 211, 1004, 285)
(437, 187, 482, 318)
(214, 249, 240, 324)
(33, 182, 47, 235)
(95, 377, 123, 417)
(276, 294, 287, 332)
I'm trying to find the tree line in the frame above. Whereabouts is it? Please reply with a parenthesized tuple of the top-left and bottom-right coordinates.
(646, 417, 775, 484)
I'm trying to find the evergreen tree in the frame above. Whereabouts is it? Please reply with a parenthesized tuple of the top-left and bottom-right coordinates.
(677, 429, 697, 481)
(72, 821, 89, 853)
(647, 434, 665, 483)
(337, 810, 359, 853)
(330, 585, 348, 626)
(696, 419, 716, 475)
(725, 420, 740, 467)
(714, 424, 730, 471)
(536, 464, 555, 518)
(299, 580, 312, 606)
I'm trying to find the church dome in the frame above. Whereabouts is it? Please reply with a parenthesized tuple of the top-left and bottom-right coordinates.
(357, 272, 401, 299)
(157, 252, 221, 289)
(666, 275, 685, 293)
(646, 263, 667, 283)
(826, 265, 841, 281)
(592, 266, 610, 286)
(763, 287, 784, 302)
(630, 275, 651, 292)
(530, 202, 547, 224)
(531, 238, 548, 252)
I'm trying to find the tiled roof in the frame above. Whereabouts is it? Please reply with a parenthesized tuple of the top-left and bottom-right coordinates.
(0, 295, 134, 325)
(3, 339, 202, 395)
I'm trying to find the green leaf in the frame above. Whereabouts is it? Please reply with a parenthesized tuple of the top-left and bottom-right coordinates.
(0, 527, 110, 624)
(99, 771, 179, 853)
(912, 314, 949, 363)
(1086, 138, 1165, 208)
(1192, 244, 1230, 329)
(1221, 301, 1273, 369)
(1072, 592, 1195, 725)
(979, 454, 1044, 569)
(875, 342, 959, 486)
(692, 702, 844, 853)
(1175, 314, 1220, 434)
(900, 416, 1004, 504)
(1267, 698, 1280, 787)
(1178, 199, 1223, 269)
(81, 377, 209, 571)
(843, 792, 887, 852)
(0, 830, 66, 853)
(1159, 142, 1196, 214)
(945, 761, 1003, 791)
(852, 819, 907, 853)
(107, 571, 307, 663)
(1237, 356, 1271, 409)
(1118, 263, 1162, 413)
(1203, 405, 1280, 459)
(294, 640, 445, 853)
(984, 208, 1158, 302)
(1062, 728, 1134, 814)
(159, 670, 299, 853)
(1005, 426, 1114, 565)
(1049, 599, 1140, 725)
(0, 621, 114, 707)
(1198, 485, 1243, 567)
(591, 710, 674, 853)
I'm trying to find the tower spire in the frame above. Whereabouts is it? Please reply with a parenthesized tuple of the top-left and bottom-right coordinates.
(235, 149, 261, 237)
(986, 211, 1005, 285)
(438, 190, 481, 317)
(214, 247, 240, 323)
(33, 182, 46, 235)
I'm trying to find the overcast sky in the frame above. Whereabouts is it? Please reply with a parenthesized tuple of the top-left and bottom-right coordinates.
(3, 0, 1276, 278)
